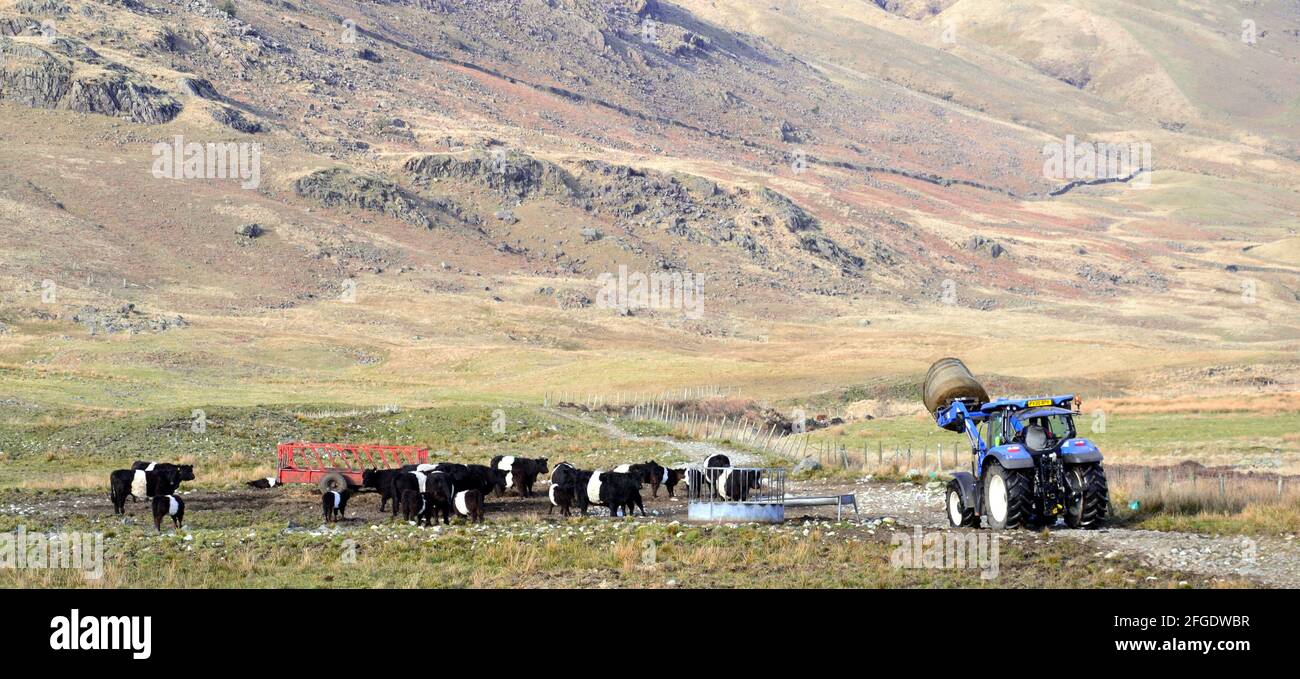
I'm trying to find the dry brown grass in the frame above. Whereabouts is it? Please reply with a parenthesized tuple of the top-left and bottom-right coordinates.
(1091, 393, 1300, 416)
(1110, 466, 1300, 533)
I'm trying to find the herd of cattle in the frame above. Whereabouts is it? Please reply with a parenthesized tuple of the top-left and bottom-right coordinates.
(107, 453, 760, 531)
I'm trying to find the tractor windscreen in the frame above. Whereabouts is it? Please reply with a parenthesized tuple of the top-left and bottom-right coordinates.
(1014, 407, 1076, 448)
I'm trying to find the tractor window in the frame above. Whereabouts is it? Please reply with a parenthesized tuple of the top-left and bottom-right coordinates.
(1024, 414, 1076, 442)
(986, 413, 1003, 447)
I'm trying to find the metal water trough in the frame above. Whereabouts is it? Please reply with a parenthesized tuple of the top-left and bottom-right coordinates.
(783, 494, 859, 520)
(687, 466, 787, 523)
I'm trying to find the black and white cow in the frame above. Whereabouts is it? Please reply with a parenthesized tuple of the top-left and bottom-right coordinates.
(613, 460, 668, 497)
(548, 482, 575, 517)
(246, 476, 280, 489)
(390, 470, 455, 523)
(151, 494, 185, 533)
(452, 489, 485, 523)
(110, 467, 182, 514)
(550, 461, 579, 488)
(400, 489, 434, 526)
(322, 488, 352, 522)
(548, 467, 589, 517)
(700, 453, 732, 498)
(132, 461, 196, 482)
(490, 456, 549, 497)
(715, 468, 762, 501)
(361, 468, 403, 511)
(399, 463, 441, 473)
(578, 470, 645, 517)
(390, 470, 454, 519)
(426, 463, 504, 498)
(390, 470, 430, 516)
(463, 464, 508, 497)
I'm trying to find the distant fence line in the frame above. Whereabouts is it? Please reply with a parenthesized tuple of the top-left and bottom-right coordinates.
(542, 386, 742, 409)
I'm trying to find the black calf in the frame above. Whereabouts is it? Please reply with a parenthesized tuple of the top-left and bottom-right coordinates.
(151, 495, 185, 533)
(453, 489, 485, 523)
(322, 489, 352, 522)
(400, 489, 434, 526)
(664, 468, 686, 498)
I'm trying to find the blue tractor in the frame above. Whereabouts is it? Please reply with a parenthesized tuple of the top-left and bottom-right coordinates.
(925, 359, 1109, 530)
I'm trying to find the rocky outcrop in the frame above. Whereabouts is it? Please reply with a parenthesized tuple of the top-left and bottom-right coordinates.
(176, 76, 220, 100)
(0, 37, 180, 123)
(801, 233, 864, 273)
(65, 72, 180, 123)
(402, 150, 581, 199)
(72, 304, 188, 335)
(966, 235, 1006, 259)
(759, 188, 818, 232)
(871, 0, 957, 20)
(211, 105, 261, 133)
(294, 168, 478, 230)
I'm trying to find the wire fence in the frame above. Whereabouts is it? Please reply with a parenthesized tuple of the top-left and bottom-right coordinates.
(1108, 465, 1296, 508)
(543, 386, 741, 409)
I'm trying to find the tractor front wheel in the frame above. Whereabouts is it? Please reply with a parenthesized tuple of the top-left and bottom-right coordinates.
(983, 463, 1033, 530)
(946, 481, 978, 528)
(1064, 464, 1109, 529)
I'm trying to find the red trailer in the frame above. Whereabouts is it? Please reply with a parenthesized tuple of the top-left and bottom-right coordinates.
(276, 442, 430, 492)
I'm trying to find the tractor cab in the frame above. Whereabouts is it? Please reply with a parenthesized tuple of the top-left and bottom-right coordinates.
(974, 396, 1091, 465)
(1015, 407, 1076, 452)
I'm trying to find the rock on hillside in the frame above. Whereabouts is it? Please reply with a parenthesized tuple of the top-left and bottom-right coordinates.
(293, 167, 482, 231)
(0, 36, 180, 123)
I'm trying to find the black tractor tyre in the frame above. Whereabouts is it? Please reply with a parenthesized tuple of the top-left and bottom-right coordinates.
(1064, 463, 1109, 529)
(982, 463, 1034, 530)
(945, 480, 979, 528)
(319, 472, 350, 493)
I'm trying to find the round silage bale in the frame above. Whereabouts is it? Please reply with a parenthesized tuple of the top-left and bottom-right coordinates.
(923, 358, 989, 414)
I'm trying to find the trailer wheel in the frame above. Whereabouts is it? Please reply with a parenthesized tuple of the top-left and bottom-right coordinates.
(983, 463, 1032, 530)
(945, 480, 978, 528)
(319, 473, 350, 493)
(1064, 464, 1108, 529)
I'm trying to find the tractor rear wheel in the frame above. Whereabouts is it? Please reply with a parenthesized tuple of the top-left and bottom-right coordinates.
(983, 463, 1033, 530)
(946, 481, 979, 528)
(1065, 464, 1109, 529)
(319, 473, 349, 493)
